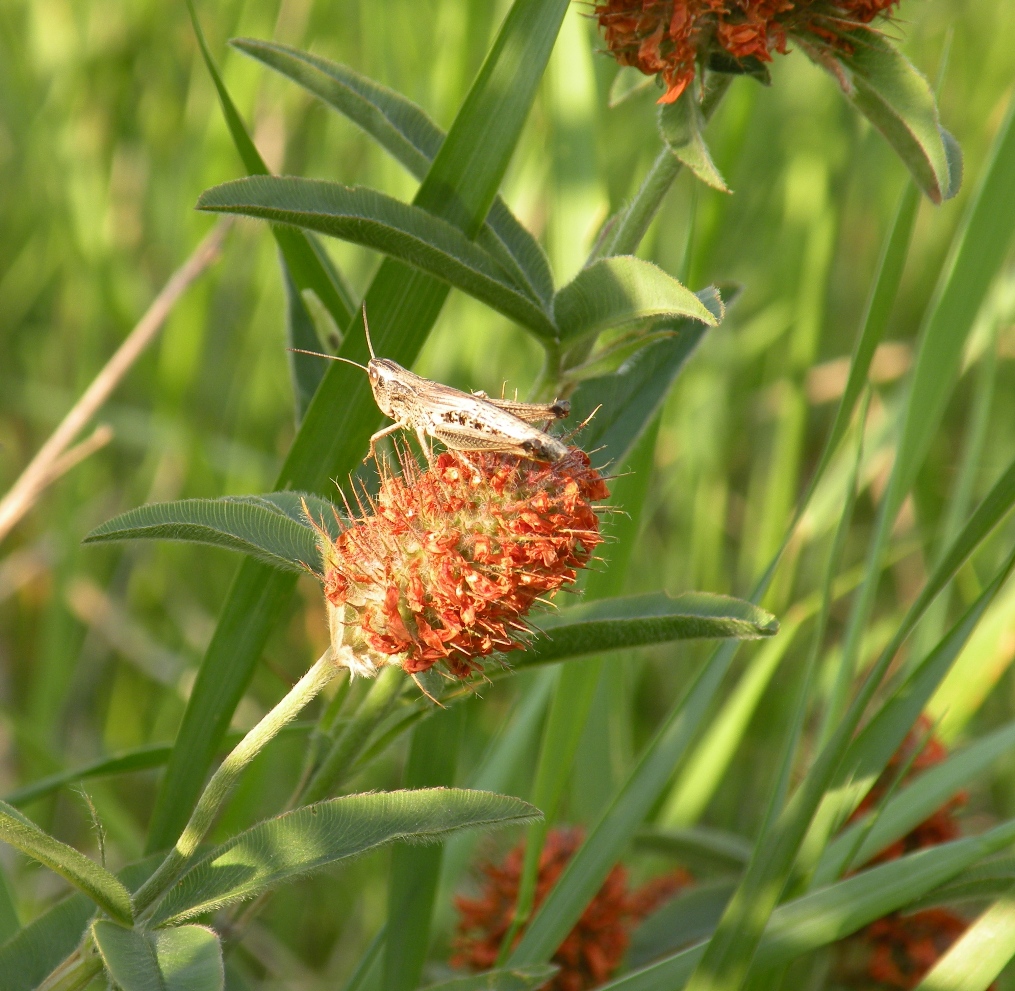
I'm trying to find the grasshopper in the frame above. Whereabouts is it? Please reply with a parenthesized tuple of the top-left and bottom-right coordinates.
(292, 305, 571, 463)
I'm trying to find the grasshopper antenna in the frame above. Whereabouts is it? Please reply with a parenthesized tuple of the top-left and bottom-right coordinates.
(361, 302, 377, 360)
(287, 348, 368, 372)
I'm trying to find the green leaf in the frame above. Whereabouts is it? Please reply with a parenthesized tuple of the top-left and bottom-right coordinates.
(83, 493, 338, 574)
(657, 93, 729, 192)
(0, 799, 132, 925)
(148, 0, 570, 854)
(92, 921, 223, 991)
(569, 297, 724, 469)
(884, 91, 1015, 517)
(384, 713, 464, 991)
(282, 260, 327, 422)
(0, 892, 93, 991)
(811, 549, 1015, 884)
(600, 818, 1015, 991)
(659, 615, 803, 827)
(0, 858, 160, 991)
(197, 177, 554, 336)
(635, 826, 752, 874)
(628, 879, 737, 970)
(680, 91, 1015, 991)
(837, 33, 959, 203)
(231, 38, 555, 307)
(150, 789, 538, 926)
(420, 968, 560, 991)
(915, 887, 1015, 991)
(822, 718, 1015, 880)
(520, 592, 778, 667)
(553, 256, 719, 343)
(186, 1, 354, 409)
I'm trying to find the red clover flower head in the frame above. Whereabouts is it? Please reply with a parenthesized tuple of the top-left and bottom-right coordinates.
(313, 449, 609, 685)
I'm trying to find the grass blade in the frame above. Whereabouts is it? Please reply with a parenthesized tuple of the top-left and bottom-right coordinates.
(146, 0, 571, 852)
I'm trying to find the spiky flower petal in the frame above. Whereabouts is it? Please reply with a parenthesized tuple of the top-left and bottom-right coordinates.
(315, 450, 609, 683)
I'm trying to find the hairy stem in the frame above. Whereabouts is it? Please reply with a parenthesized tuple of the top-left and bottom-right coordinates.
(132, 648, 337, 918)
(301, 664, 405, 805)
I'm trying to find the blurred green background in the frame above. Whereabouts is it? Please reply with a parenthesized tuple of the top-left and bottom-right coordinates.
(1, 0, 1015, 984)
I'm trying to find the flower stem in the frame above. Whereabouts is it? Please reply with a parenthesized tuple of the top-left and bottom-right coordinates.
(300, 664, 404, 805)
(132, 649, 337, 918)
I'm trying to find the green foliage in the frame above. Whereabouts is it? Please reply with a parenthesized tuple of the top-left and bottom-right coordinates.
(149, 789, 537, 926)
(0, 799, 133, 925)
(92, 921, 224, 991)
(3, 0, 1015, 989)
(84, 493, 337, 573)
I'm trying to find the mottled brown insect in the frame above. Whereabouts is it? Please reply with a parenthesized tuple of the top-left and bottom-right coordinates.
(292, 306, 571, 463)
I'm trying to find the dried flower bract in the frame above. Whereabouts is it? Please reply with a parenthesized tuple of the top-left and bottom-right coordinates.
(312, 449, 609, 686)
(595, 0, 902, 104)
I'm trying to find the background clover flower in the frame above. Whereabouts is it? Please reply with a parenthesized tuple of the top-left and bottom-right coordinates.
(834, 717, 986, 990)
(315, 450, 609, 683)
(596, 0, 903, 103)
(452, 828, 690, 991)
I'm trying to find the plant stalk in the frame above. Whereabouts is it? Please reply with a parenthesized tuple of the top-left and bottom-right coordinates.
(300, 664, 404, 805)
(132, 648, 337, 918)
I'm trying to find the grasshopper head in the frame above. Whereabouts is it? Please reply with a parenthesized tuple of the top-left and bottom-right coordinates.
(366, 358, 406, 419)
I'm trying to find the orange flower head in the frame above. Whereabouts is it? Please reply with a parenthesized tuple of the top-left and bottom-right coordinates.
(315, 450, 609, 683)
(452, 828, 690, 991)
(595, 0, 903, 104)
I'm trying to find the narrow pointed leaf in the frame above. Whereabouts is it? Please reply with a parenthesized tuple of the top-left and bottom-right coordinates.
(520, 592, 778, 667)
(635, 826, 753, 873)
(569, 291, 725, 468)
(0, 800, 132, 925)
(92, 921, 223, 991)
(658, 94, 729, 192)
(554, 256, 719, 343)
(838, 33, 959, 203)
(198, 177, 554, 335)
(84, 493, 340, 573)
(421, 968, 560, 991)
(600, 819, 1015, 991)
(823, 718, 1015, 880)
(231, 37, 554, 306)
(150, 789, 539, 926)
